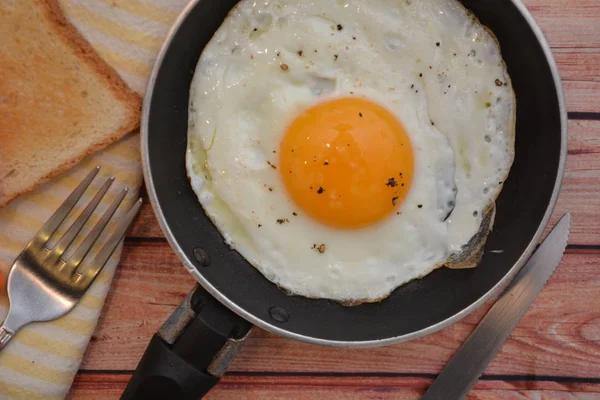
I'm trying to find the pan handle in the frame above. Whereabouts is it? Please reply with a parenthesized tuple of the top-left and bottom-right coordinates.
(121, 285, 252, 400)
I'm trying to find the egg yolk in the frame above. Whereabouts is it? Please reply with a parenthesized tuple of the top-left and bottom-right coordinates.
(280, 97, 414, 228)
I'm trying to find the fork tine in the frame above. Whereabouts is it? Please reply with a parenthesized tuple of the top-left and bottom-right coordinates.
(63, 187, 128, 273)
(75, 198, 142, 286)
(49, 177, 115, 262)
(32, 167, 100, 248)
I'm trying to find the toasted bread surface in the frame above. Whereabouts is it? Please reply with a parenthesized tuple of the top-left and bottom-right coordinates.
(0, 0, 141, 207)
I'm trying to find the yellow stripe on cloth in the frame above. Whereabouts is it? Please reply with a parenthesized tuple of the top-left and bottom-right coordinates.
(0, 234, 27, 255)
(60, 0, 164, 51)
(95, 45, 152, 78)
(99, 0, 178, 25)
(49, 317, 96, 336)
(0, 381, 61, 400)
(0, 353, 73, 386)
(0, 0, 179, 397)
(13, 331, 84, 361)
(79, 294, 105, 310)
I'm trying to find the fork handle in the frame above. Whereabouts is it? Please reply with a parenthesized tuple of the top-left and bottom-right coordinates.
(121, 285, 252, 400)
(0, 325, 15, 350)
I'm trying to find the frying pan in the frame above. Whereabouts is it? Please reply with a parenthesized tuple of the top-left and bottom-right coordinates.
(121, 0, 567, 398)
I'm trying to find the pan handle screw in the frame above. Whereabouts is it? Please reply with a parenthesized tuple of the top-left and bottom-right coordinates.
(193, 247, 211, 267)
(268, 307, 290, 323)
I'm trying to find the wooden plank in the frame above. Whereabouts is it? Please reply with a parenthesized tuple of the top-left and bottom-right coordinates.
(524, 0, 600, 48)
(569, 120, 600, 152)
(554, 48, 600, 83)
(564, 81, 600, 113)
(67, 373, 600, 400)
(79, 249, 600, 378)
(128, 203, 161, 239)
(130, 120, 600, 244)
(545, 120, 600, 244)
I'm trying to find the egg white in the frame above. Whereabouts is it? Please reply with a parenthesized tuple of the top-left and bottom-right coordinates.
(186, 0, 516, 301)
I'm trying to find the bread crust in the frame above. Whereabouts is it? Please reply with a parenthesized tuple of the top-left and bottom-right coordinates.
(0, 0, 142, 207)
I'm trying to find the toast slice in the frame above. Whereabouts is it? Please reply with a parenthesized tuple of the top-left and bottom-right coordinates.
(0, 0, 141, 207)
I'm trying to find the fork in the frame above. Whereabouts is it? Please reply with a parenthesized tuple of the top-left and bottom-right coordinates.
(0, 166, 142, 350)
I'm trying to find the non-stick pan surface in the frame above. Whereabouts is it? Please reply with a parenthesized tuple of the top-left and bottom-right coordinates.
(142, 0, 566, 346)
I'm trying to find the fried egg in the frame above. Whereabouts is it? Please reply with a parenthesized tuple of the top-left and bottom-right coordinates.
(186, 0, 516, 302)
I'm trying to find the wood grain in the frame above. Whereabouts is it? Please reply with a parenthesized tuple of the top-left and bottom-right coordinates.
(524, 0, 600, 49)
(68, 373, 600, 400)
(544, 119, 600, 244)
(554, 49, 600, 83)
(79, 249, 600, 378)
(564, 81, 600, 113)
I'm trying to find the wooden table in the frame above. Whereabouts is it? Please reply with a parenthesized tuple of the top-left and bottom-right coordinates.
(68, 1, 600, 398)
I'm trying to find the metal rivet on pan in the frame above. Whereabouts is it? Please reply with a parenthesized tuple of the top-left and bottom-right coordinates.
(268, 306, 290, 323)
(193, 248, 210, 267)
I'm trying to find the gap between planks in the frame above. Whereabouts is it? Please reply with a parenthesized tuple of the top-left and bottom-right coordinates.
(68, 373, 600, 399)
(75, 369, 600, 384)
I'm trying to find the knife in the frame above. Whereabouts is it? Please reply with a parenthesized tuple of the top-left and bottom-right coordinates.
(422, 213, 571, 400)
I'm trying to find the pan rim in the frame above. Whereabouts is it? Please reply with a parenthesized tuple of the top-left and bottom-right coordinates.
(141, 0, 568, 348)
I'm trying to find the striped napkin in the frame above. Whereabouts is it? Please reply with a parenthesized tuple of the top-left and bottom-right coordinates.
(0, 0, 190, 398)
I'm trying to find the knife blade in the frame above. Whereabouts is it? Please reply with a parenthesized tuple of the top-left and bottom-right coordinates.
(422, 213, 571, 400)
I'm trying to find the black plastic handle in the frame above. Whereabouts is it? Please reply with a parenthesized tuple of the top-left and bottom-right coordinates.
(121, 285, 252, 400)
